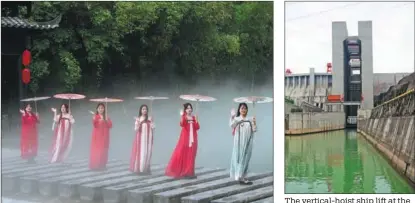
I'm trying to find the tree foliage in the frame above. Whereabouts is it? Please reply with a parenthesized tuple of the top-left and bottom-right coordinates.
(27, 1, 273, 93)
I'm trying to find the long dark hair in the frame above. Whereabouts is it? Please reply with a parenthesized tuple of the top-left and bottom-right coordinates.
(139, 104, 149, 121)
(236, 102, 248, 117)
(24, 103, 32, 114)
(183, 103, 193, 115)
(95, 103, 106, 120)
(59, 103, 70, 121)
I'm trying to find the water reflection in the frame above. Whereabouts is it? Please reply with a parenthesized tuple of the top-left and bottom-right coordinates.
(285, 130, 414, 194)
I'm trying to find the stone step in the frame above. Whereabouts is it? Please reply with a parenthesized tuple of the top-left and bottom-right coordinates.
(38, 161, 127, 197)
(102, 167, 206, 203)
(211, 185, 273, 203)
(153, 172, 273, 203)
(251, 196, 274, 203)
(79, 165, 166, 202)
(128, 169, 227, 203)
(181, 176, 273, 203)
(2, 158, 88, 194)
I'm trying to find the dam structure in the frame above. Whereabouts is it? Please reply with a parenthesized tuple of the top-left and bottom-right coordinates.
(285, 20, 415, 191)
(285, 21, 412, 129)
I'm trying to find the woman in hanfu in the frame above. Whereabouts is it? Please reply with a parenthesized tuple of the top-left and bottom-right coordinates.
(130, 104, 155, 175)
(50, 104, 75, 163)
(229, 102, 257, 185)
(89, 103, 113, 170)
(165, 103, 200, 179)
(19, 103, 40, 163)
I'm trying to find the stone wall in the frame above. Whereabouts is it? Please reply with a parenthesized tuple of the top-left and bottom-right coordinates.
(357, 116, 415, 184)
(285, 112, 345, 135)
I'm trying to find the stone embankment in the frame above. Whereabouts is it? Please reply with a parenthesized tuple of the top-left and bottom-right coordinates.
(285, 112, 345, 135)
(357, 116, 415, 184)
(358, 74, 415, 186)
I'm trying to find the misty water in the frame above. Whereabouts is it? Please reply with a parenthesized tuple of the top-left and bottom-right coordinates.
(285, 130, 415, 194)
(2, 82, 274, 173)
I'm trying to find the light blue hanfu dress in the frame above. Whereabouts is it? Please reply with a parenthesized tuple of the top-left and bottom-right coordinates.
(229, 116, 257, 180)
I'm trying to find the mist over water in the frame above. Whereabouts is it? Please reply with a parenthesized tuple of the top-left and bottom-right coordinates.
(4, 79, 273, 172)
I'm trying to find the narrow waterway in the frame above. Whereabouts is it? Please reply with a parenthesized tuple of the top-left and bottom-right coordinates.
(285, 130, 415, 194)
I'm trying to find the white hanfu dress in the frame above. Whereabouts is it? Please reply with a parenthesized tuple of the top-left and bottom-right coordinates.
(229, 116, 257, 180)
(50, 114, 75, 163)
(130, 116, 155, 174)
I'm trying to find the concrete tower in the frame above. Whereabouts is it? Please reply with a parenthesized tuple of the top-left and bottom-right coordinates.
(331, 21, 374, 110)
(358, 21, 374, 109)
(331, 21, 348, 97)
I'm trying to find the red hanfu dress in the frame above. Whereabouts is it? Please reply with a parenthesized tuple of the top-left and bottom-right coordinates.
(130, 117, 155, 174)
(50, 114, 75, 163)
(165, 115, 200, 178)
(89, 114, 113, 170)
(20, 112, 39, 160)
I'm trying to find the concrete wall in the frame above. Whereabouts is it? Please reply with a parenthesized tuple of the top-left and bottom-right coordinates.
(332, 21, 348, 97)
(359, 21, 374, 109)
(285, 112, 345, 135)
(357, 116, 415, 183)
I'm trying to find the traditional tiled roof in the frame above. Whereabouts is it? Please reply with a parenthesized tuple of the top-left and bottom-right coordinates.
(1, 15, 62, 30)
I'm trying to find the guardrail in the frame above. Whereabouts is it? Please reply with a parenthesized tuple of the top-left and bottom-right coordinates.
(371, 89, 415, 118)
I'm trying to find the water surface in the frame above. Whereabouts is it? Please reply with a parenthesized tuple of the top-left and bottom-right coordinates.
(285, 130, 415, 194)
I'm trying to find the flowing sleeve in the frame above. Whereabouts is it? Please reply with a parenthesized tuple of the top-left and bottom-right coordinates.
(150, 120, 156, 129)
(34, 114, 40, 123)
(106, 119, 113, 128)
(229, 116, 240, 129)
(134, 119, 139, 131)
(179, 115, 186, 127)
(93, 115, 100, 128)
(251, 118, 257, 132)
(70, 116, 75, 124)
(52, 115, 59, 131)
(194, 116, 200, 130)
(21, 114, 29, 124)
(53, 114, 60, 123)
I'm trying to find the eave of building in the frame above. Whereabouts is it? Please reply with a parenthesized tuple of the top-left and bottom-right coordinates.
(1, 15, 62, 30)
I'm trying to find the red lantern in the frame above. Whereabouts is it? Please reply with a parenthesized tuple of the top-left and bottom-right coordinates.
(22, 68, 31, 84)
(22, 49, 31, 66)
(285, 69, 292, 74)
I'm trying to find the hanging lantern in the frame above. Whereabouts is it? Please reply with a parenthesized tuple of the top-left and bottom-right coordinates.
(22, 68, 31, 84)
(22, 49, 31, 66)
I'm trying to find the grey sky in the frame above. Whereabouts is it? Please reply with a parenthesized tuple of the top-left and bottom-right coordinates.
(285, 2, 414, 74)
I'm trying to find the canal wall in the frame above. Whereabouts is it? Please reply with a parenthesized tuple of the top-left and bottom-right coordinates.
(357, 116, 415, 184)
(285, 112, 345, 135)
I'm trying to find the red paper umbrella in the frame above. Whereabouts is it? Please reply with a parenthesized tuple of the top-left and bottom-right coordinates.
(89, 98, 124, 103)
(89, 97, 124, 118)
(233, 96, 273, 115)
(134, 96, 169, 115)
(20, 96, 51, 102)
(233, 96, 273, 104)
(179, 94, 216, 102)
(20, 96, 51, 113)
(179, 94, 216, 115)
(54, 93, 86, 100)
(53, 93, 86, 109)
(134, 96, 169, 100)
(22, 68, 31, 84)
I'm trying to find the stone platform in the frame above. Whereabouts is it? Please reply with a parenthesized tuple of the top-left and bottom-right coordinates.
(2, 154, 274, 203)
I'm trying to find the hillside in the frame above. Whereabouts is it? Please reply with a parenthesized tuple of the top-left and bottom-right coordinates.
(374, 72, 415, 106)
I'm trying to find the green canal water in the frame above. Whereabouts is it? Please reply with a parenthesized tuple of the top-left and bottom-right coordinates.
(285, 130, 415, 194)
